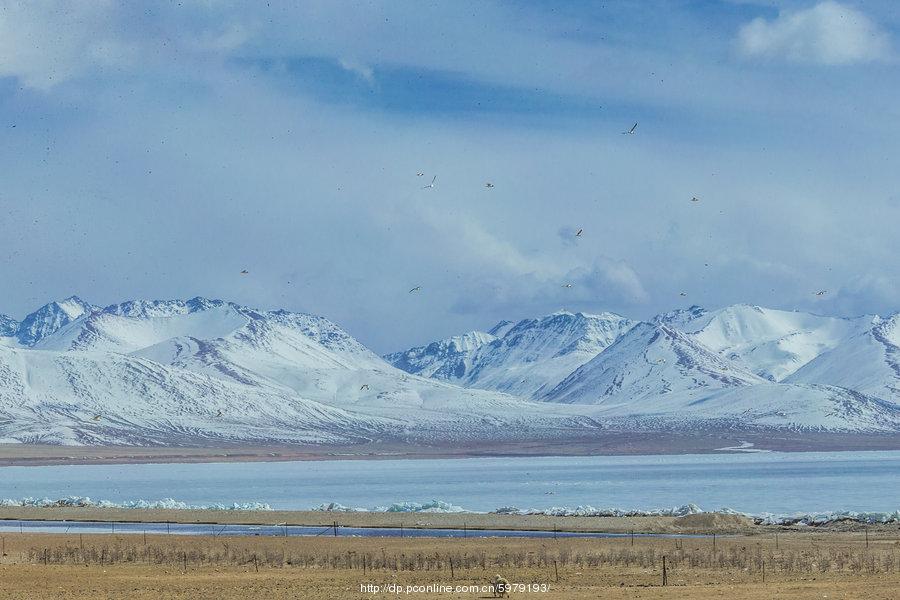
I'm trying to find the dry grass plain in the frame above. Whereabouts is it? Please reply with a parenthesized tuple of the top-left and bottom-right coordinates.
(0, 528, 897, 599)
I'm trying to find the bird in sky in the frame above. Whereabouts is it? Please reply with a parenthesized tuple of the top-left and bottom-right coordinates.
(562, 283, 573, 288)
(485, 182, 494, 188)
(416, 172, 424, 177)
(91, 414, 102, 421)
(360, 384, 369, 391)
(680, 292, 687, 296)
(575, 228, 583, 237)
(815, 290, 827, 296)
(691, 197, 700, 203)
(408, 286, 421, 293)
(216, 410, 223, 417)
(622, 122, 638, 135)
(423, 175, 436, 189)
(240, 269, 249, 275)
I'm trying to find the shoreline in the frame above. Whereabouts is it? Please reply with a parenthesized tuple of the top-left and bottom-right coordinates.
(0, 507, 892, 536)
(0, 507, 715, 534)
(0, 431, 897, 467)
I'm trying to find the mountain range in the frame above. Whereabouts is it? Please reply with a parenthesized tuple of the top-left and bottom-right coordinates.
(1, 297, 898, 446)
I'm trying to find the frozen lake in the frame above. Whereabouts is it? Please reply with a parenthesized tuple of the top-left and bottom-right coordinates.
(1, 450, 898, 514)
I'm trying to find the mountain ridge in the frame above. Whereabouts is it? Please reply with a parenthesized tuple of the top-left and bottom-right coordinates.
(1, 296, 899, 446)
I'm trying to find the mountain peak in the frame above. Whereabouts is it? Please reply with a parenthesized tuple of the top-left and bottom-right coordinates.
(487, 319, 514, 337)
(103, 297, 230, 318)
(544, 320, 762, 405)
(386, 308, 636, 398)
(16, 296, 96, 346)
(653, 305, 708, 327)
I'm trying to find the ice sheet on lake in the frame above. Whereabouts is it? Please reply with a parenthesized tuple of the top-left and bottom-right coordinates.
(494, 503, 704, 517)
(315, 500, 468, 513)
(0, 496, 272, 511)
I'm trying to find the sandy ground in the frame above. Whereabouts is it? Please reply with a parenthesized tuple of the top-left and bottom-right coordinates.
(0, 431, 897, 466)
(0, 530, 896, 599)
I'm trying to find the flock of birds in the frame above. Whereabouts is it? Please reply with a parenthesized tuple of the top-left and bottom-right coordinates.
(84, 121, 830, 422)
(405, 122, 713, 294)
(231, 120, 830, 301)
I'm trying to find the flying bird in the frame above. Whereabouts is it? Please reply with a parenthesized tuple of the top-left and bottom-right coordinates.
(680, 292, 687, 296)
(240, 269, 249, 275)
(485, 182, 494, 188)
(408, 286, 422, 293)
(622, 122, 638, 135)
(562, 283, 573, 288)
(691, 197, 700, 203)
(815, 290, 827, 296)
(91, 415, 102, 421)
(360, 384, 369, 391)
(416, 172, 424, 177)
(575, 229, 583, 237)
(216, 410, 223, 417)
(423, 175, 436, 189)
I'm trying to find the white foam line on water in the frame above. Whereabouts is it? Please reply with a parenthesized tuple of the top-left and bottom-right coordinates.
(4, 497, 899, 526)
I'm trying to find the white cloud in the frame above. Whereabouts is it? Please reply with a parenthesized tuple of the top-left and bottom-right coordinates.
(0, 1, 129, 89)
(0, 2, 250, 89)
(338, 58, 375, 83)
(737, 1, 891, 65)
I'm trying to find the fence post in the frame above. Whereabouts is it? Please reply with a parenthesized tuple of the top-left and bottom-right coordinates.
(662, 555, 668, 586)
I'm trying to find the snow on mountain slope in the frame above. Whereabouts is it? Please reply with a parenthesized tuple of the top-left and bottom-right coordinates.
(599, 383, 900, 433)
(668, 304, 874, 382)
(0, 314, 17, 337)
(544, 322, 764, 405)
(786, 313, 900, 405)
(15, 296, 96, 346)
(35, 299, 249, 354)
(1, 298, 599, 445)
(384, 331, 497, 379)
(386, 311, 636, 398)
(0, 344, 381, 446)
(541, 321, 899, 431)
(653, 305, 708, 327)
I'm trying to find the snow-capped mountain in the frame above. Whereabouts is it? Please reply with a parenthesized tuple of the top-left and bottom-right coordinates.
(0, 297, 595, 445)
(385, 311, 636, 398)
(384, 331, 497, 380)
(786, 313, 900, 405)
(14, 296, 96, 346)
(538, 321, 898, 431)
(1, 296, 899, 446)
(672, 304, 875, 382)
(544, 322, 764, 404)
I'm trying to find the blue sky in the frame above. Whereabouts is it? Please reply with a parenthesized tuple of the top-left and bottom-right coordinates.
(1, 1, 899, 352)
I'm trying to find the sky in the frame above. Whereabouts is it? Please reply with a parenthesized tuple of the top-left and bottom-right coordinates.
(0, 0, 899, 353)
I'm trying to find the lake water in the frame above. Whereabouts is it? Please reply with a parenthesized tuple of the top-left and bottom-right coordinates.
(1, 450, 898, 515)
